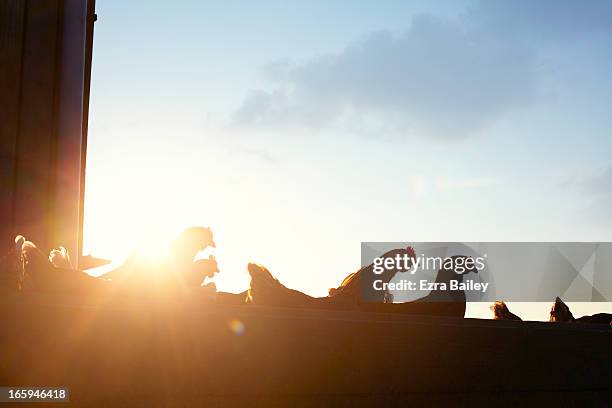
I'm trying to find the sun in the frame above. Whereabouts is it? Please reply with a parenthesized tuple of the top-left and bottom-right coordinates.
(82, 190, 250, 292)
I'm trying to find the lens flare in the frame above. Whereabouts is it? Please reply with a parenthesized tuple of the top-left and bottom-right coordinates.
(228, 318, 245, 336)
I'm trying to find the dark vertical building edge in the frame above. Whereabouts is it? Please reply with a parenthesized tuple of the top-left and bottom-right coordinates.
(77, 0, 96, 263)
(0, 0, 92, 258)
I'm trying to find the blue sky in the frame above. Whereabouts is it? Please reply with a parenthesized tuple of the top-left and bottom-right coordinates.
(84, 0, 612, 319)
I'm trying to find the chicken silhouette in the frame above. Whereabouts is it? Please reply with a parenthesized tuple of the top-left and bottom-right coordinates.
(247, 250, 478, 318)
(490, 301, 522, 321)
(549, 297, 612, 325)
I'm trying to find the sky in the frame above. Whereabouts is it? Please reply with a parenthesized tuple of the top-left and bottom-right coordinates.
(83, 0, 612, 320)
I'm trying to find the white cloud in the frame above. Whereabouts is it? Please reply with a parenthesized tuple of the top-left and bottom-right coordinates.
(573, 165, 612, 226)
(435, 177, 496, 191)
(232, 14, 534, 140)
(232, 1, 612, 141)
(408, 175, 496, 197)
(583, 165, 612, 195)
